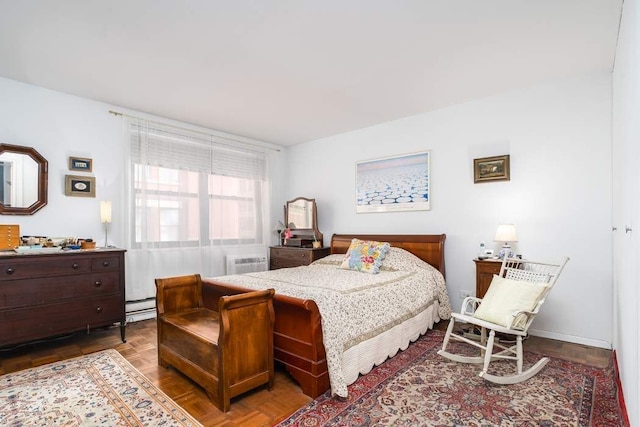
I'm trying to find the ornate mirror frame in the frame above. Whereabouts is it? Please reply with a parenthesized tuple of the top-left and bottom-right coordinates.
(284, 197, 323, 244)
(0, 143, 48, 215)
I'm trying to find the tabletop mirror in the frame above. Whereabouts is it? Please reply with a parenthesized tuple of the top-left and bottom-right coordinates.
(284, 197, 323, 246)
(0, 143, 48, 215)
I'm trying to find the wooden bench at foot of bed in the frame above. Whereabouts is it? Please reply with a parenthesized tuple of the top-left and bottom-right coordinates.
(202, 281, 329, 398)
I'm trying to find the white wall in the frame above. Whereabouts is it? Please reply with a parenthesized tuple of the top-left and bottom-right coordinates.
(286, 73, 613, 348)
(612, 0, 640, 424)
(0, 77, 125, 242)
(0, 75, 287, 288)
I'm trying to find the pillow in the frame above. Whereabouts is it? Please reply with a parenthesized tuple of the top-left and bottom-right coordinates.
(380, 247, 436, 273)
(339, 238, 390, 274)
(473, 275, 548, 330)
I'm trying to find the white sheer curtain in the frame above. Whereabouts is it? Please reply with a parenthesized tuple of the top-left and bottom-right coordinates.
(122, 117, 270, 308)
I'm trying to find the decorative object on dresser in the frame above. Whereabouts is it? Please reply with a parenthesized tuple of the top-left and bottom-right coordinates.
(283, 197, 323, 246)
(0, 248, 126, 348)
(494, 223, 518, 259)
(473, 154, 510, 183)
(0, 143, 48, 215)
(155, 274, 275, 412)
(269, 245, 331, 270)
(0, 224, 19, 250)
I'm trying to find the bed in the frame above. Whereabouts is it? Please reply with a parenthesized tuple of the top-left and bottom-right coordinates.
(201, 233, 451, 398)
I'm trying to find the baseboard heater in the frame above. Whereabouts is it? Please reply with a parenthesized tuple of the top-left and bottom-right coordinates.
(226, 255, 268, 275)
(126, 298, 157, 323)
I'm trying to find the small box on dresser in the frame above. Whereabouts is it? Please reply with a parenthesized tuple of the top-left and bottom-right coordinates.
(0, 248, 126, 348)
(269, 246, 331, 270)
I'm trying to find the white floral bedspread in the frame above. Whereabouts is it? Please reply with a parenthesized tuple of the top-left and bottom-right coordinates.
(207, 247, 451, 397)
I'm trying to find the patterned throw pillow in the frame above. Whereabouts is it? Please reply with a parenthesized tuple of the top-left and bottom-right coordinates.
(339, 238, 391, 274)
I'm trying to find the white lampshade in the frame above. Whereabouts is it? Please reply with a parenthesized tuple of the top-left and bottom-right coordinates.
(100, 201, 112, 224)
(494, 224, 517, 243)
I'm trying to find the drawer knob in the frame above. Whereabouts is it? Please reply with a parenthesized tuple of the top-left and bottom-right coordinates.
(102, 261, 110, 267)
(96, 307, 102, 313)
(94, 280, 102, 287)
(72, 263, 79, 269)
(5, 267, 14, 275)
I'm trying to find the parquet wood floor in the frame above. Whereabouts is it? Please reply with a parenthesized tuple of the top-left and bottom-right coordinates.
(0, 319, 612, 426)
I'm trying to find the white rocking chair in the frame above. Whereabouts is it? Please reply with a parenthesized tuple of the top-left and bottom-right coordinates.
(438, 256, 569, 384)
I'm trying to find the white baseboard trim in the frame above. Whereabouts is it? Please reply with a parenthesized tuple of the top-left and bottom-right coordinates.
(126, 308, 157, 323)
(529, 328, 612, 349)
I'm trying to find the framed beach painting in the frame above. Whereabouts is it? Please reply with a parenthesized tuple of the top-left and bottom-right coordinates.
(356, 151, 430, 213)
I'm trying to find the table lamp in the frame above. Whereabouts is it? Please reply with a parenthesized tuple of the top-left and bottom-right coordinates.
(101, 201, 112, 248)
(494, 223, 517, 259)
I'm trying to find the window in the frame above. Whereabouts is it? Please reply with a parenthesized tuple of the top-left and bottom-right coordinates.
(128, 119, 267, 249)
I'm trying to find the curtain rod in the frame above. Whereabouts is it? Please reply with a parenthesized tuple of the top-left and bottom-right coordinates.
(108, 110, 281, 153)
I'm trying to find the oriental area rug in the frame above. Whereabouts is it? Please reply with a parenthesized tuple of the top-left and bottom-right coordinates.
(277, 330, 626, 426)
(0, 349, 201, 427)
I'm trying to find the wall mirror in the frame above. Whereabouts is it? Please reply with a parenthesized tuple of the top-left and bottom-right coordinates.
(284, 197, 322, 244)
(0, 143, 48, 215)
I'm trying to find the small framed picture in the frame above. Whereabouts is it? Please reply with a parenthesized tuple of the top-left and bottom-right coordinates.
(474, 155, 510, 183)
(65, 175, 96, 197)
(69, 156, 93, 172)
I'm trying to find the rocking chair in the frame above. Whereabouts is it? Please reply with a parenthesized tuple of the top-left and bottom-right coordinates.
(438, 256, 569, 384)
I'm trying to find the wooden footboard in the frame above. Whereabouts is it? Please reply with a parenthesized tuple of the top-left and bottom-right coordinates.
(202, 279, 329, 398)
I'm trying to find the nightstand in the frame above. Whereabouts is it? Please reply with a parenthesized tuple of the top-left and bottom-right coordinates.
(269, 246, 331, 270)
(473, 258, 503, 298)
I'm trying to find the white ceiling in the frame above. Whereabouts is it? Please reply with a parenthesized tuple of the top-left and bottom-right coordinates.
(0, 1, 622, 146)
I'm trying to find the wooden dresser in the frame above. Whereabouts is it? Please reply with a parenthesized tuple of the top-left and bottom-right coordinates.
(269, 246, 331, 270)
(0, 248, 126, 348)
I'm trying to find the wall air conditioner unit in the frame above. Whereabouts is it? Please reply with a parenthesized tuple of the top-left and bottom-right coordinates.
(226, 255, 268, 275)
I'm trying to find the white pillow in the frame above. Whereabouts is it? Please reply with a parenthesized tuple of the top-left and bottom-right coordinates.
(473, 275, 548, 330)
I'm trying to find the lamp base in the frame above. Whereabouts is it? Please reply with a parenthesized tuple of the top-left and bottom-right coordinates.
(498, 244, 513, 259)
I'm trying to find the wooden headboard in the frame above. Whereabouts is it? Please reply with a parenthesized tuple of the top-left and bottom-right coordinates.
(330, 233, 446, 278)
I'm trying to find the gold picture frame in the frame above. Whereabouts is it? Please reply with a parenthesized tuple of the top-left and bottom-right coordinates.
(474, 155, 510, 183)
(65, 175, 96, 197)
(69, 156, 93, 172)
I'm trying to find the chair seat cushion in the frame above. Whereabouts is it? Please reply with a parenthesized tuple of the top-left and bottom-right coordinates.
(473, 275, 548, 330)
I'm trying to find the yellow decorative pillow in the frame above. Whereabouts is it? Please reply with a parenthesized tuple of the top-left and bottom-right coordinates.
(473, 275, 548, 330)
(339, 238, 390, 274)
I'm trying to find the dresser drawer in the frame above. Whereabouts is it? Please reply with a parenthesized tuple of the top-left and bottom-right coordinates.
(91, 255, 121, 271)
(0, 272, 121, 310)
(0, 295, 124, 347)
(269, 246, 330, 270)
(271, 247, 312, 261)
(0, 257, 92, 280)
